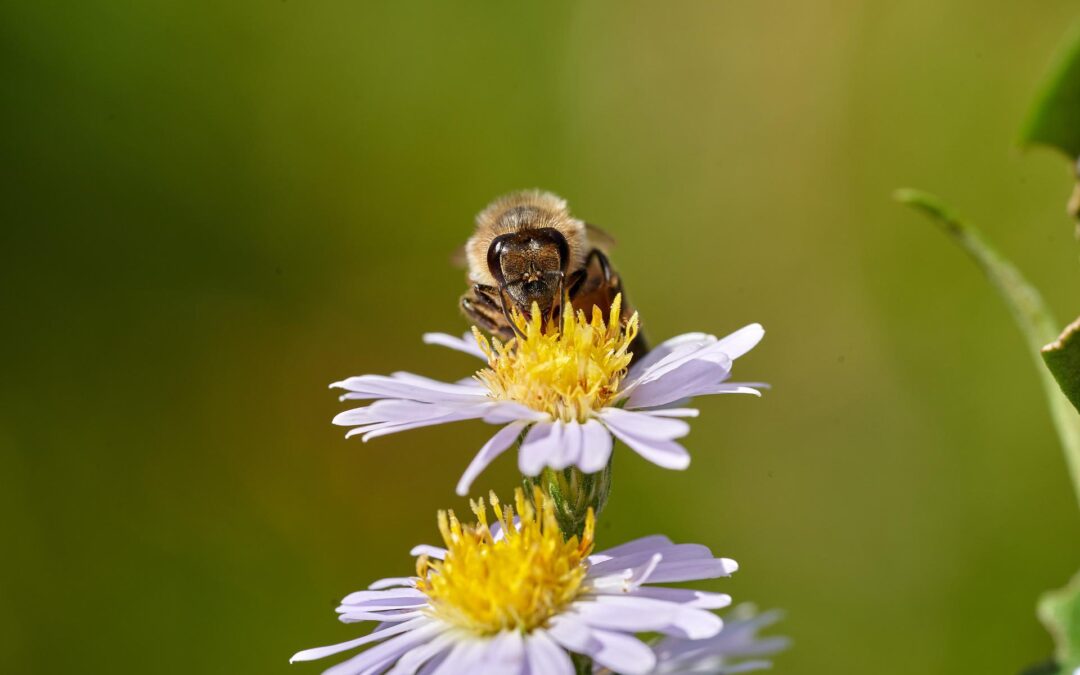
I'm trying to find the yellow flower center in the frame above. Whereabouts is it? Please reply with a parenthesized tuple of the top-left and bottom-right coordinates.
(416, 488, 595, 635)
(474, 295, 639, 423)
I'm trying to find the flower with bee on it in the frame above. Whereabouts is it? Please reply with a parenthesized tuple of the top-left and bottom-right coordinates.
(331, 295, 764, 496)
(290, 488, 738, 675)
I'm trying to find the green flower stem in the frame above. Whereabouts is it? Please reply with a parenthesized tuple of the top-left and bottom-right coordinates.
(896, 189, 1080, 511)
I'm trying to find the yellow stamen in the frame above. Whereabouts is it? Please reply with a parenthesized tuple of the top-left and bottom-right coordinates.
(474, 295, 639, 423)
(416, 487, 595, 635)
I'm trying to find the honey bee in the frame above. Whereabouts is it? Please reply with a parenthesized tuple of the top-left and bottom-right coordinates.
(460, 190, 647, 358)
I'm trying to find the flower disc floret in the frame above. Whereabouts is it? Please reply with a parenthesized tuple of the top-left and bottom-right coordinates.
(417, 488, 594, 635)
(474, 295, 638, 423)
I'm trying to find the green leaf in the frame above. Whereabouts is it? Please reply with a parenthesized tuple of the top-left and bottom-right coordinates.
(1044, 318, 1080, 415)
(1039, 571, 1080, 671)
(894, 189, 1080, 510)
(1022, 22, 1080, 158)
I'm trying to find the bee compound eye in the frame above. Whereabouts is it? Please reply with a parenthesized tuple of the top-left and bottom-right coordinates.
(486, 235, 510, 285)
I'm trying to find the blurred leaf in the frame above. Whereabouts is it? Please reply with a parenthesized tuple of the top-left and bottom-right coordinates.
(1044, 318, 1080, 415)
(894, 189, 1080, 510)
(1022, 22, 1080, 158)
(1039, 571, 1080, 671)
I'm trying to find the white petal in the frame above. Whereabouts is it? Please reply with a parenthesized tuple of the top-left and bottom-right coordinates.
(409, 544, 446, 560)
(456, 421, 529, 496)
(331, 373, 487, 404)
(598, 408, 690, 440)
(626, 333, 715, 382)
(591, 535, 673, 562)
(422, 332, 488, 360)
(575, 595, 723, 640)
(624, 359, 732, 410)
(482, 630, 526, 675)
(385, 630, 457, 675)
(646, 557, 739, 583)
(289, 616, 431, 663)
(321, 621, 445, 675)
(340, 588, 425, 606)
(714, 323, 764, 360)
(367, 577, 417, 590)
(551, 420, 581, 470)
(577, 419, 613, 473)
(623, 587, 732, 610)
(518, 422, 561, 476)
(603, 419, 690, 470)
(525, 630, 574, 675)
(546, 615, 597, 653)
(430, 639, 487, 675)
(580, 629, 656, 675)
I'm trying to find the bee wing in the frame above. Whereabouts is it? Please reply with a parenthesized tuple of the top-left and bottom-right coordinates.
(584, 222, 618, 252)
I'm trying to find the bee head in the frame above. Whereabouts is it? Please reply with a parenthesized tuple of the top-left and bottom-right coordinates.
(487, 228, 569, 315)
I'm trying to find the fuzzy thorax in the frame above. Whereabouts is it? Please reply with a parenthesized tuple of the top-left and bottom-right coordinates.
(416, 488, 595, 635)
(474, 295, 639, 423)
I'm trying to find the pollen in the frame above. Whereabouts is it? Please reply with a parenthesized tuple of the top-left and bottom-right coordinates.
(416, 488, 595, 635)
(474, 295, 639, 423)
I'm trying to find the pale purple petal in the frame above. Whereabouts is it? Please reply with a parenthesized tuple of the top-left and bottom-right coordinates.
(694, 383, 764, 397)
(591, 535, 673, 562)
(518, 421, 561, 476)
(368, 577, 417, 590)
(550, 420, 582, 470)
(422, 332, 487, 360)
(290, 616, 432, 663)
(340, 588, 425, 606)
(337, 609, 424, 624)
(624, 359, 732, 410)
(332, 373, 487, 404)
(385, 630, 458, 675)
(588, 554, 662, 594)
(641, 408, 700, 418)
(598, 408, 690, 440)
(409, 544, 446, 560)
(321, 621, 445, 675)
(588, 544, 714, 578)
(619, 587, 732, 610)
(525, 630, 575, 675)
(713, 323, 764, 360)
(652, 607, 789, 674)
(574, 595, 722, 639)
(430, 639, 488, 675)
(546, 615, 598, 653)
(626, 333, 715, 382)
(481, 630, 526, 675)
(602, 417, 690, 470)
(456, 421, 529, 496)
(646, 557, 739, 583)
(577, 419, 613, 473)
(580, 629, 656, 675)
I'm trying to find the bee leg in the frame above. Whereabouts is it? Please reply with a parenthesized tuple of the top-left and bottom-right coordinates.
(461, 295, 502, 333)
(472, 283, 501, 310)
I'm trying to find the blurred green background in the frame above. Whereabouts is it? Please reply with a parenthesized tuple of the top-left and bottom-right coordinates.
(4, 1, 1080, 673)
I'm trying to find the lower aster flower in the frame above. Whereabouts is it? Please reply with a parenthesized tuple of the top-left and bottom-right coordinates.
(647, 606, 789, 674)
(291, 488, 738, 675)
(332, 295, 764, 495)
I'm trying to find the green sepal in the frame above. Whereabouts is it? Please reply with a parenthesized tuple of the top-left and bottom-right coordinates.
(1043, 318, 1080, 415)
(1039, 571, 1080, 671)
(1022, 22, 1080, 159)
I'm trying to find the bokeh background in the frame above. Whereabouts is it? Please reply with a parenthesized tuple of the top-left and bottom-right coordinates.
(5, 2, 1080, 673)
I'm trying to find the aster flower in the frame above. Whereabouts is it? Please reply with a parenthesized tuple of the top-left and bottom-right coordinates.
(332, 296, 764, 496)
(291, 488, 738, 675)
(645, 606, 789, 674)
